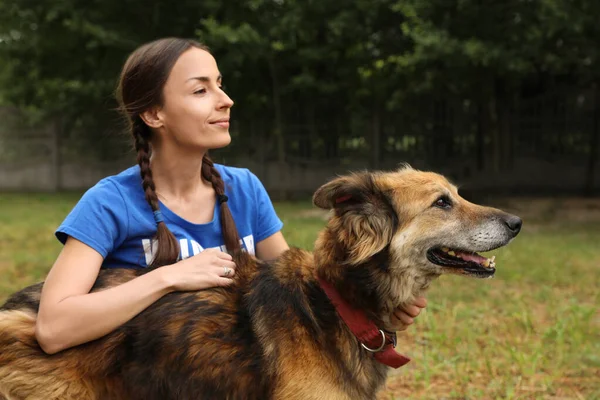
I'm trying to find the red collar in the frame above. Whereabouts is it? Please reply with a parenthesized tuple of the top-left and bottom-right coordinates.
(317, 276, 411, 369)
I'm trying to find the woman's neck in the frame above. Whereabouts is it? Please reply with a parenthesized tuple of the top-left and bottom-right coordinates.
(149, 147, 211, 201)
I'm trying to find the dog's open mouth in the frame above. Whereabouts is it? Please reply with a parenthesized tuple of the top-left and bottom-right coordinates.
(426, 247, 496, 278)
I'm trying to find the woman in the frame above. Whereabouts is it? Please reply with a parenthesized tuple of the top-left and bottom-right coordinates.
(35, 38, 427, 355)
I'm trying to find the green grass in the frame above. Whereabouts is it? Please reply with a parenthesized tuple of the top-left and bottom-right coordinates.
(1, 193, 599, 399)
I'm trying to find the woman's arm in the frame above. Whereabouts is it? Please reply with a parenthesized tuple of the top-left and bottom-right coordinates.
(36, 237, 236, 354)
(36, 237, 172, 354)
(255, 231, 289, 261)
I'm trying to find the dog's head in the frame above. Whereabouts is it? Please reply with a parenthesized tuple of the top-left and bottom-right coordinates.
(313, 166, 521, 315)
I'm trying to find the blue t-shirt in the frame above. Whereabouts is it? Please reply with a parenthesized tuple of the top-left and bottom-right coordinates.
(56, 164, 283, 268)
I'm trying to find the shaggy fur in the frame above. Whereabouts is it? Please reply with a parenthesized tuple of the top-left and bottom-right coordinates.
(0, 167, 521, 400)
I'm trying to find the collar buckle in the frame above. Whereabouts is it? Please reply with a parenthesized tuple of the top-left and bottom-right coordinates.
(385, 330, 397, 348)
(360, 329, 386, 353)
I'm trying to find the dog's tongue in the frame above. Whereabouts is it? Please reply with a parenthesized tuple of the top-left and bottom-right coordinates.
(456, 251, 487, 264)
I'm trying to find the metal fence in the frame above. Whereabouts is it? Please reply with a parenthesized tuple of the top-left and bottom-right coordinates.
(1, 87, 599, 197)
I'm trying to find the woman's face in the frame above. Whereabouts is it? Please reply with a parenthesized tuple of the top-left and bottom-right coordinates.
(154, 47, 234, 151)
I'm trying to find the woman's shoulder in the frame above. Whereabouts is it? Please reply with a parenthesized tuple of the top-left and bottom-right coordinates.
(55, 166, 140, 253)
(90, 165, 141, 193)
(76, 165, 141, 206)
(103, 165, 141, 185)
(215, 164, 259, 186)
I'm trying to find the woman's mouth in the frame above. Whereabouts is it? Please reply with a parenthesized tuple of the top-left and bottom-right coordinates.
(210, 118, 230, 128)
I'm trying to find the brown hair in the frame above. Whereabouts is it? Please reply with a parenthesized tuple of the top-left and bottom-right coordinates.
(116, 38, 241, 268)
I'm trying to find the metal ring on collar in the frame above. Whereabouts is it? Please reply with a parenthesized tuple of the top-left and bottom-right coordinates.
(360, 329, 386, 353)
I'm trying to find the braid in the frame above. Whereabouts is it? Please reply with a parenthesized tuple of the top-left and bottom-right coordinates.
(202, 155, 242, 253)
(134, 119, 159, 210)
(133, 118, 180, 268)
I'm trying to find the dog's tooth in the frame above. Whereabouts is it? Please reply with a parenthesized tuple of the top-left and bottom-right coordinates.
(482, 259, 490, 267)
(448, 251, 456, 256)
(490, 256, 496, 262)
(442, 247, 449, 252)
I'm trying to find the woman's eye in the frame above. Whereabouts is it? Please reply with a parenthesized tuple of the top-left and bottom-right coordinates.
(434, 197, 452, 209)
(193, 88, 206, 95)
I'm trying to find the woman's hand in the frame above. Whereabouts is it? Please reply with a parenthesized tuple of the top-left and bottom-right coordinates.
(390, 296, 428, 331)
(160, 248, 237, 292)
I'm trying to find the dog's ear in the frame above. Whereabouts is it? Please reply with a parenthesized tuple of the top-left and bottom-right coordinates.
(313, 173, 396, 264)
(313, 174, 359, 210)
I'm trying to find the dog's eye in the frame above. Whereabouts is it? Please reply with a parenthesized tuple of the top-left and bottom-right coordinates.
(433, 196, 452, 209)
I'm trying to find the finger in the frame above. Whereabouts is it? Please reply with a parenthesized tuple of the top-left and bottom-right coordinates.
(216, 265, 236, 278)
(203, 248, 221, 254)
(215, 277, 235, 286)
(394, 311, 414, 326)
(203, 248, 232, 260)
(390, 314, 406, 330)
(413, 296, 428, 308)
(221, 260, 237, 270)
(401, 305, 422, 318)
(216, 251, 233, 261)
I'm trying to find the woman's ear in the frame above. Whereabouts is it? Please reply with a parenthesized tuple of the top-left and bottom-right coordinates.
(139, 106, 164, 129)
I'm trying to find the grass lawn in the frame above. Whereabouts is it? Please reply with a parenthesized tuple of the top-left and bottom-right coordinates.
(0, 193, 599, 399)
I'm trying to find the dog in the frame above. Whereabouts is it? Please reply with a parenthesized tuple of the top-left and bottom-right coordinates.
(0, 166, 521, 400)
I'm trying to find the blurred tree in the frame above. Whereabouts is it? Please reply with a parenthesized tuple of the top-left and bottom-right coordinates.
(200, 0, 416, 168)
(392, 1, 544, 171)
(0, 0, 598, 193)
(0, 0, 220, 160)
(391, 0, 600, 176)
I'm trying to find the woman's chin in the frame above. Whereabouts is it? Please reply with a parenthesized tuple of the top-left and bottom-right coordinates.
(212, 133, 232, 149)
(200, 133, 232, 150)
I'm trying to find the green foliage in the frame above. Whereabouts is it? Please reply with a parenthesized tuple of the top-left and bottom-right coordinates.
(2, 0, 599, 115)
(0, 0, 599, 171)
(393, 0, 600, 94)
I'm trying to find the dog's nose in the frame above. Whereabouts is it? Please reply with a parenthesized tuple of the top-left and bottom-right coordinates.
(504, 215, 522, 235)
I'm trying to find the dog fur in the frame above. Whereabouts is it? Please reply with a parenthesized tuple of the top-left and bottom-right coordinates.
(0, 166, 521, 399)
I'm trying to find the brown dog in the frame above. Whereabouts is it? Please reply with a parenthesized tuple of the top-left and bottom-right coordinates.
(0, 166, 521, 399)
